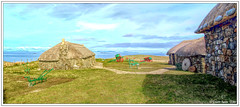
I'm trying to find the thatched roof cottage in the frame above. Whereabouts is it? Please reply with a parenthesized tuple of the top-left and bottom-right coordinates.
(166, 39, 194, 65)
(175, 37, 206, 73)
(39, 39, 95, 70)
(195, 3, 237, 85)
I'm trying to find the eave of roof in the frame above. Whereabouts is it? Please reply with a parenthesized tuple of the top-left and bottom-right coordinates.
(195, 3, 237, 34)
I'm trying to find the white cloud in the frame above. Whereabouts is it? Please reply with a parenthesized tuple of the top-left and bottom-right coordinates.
(76, 21, 118, 31)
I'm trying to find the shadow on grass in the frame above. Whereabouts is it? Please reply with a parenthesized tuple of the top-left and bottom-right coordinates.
(142, 74, 237, 104)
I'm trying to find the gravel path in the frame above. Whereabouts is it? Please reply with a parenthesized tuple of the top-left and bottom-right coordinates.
(94, 64, 176, 74)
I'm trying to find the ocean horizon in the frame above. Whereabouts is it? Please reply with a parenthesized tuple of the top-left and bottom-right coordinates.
(3, 50, 167, 62)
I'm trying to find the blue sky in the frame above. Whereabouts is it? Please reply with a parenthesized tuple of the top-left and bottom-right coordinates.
(3, 3, 216, 55)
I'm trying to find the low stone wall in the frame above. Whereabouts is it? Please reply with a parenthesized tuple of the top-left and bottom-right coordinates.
(204, 17, 237, 86)
(39, 56, 96, 70)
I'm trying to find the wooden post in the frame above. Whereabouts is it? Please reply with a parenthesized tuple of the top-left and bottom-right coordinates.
(27, 59, 28, 63)
(21, 59, 22, 65)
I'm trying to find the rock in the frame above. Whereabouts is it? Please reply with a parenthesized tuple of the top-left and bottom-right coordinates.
(222, 48, 227, 55)
(188, 66, 196, 72)
(216, 56, 220, 61)
(211, 61, 215, 65)
(212, 66, 215, 71)
(228, 66, 233, 72)
(226, 68, 231, 74)
(233, 56, 237, 62)
(222, 43, 227, 48)
(233, 67, 236, 73)
(225, 28, 233, 37)
(224, 38, 229, 42)
(215, 51, 218, 55)
(232, 50, 237, 56)
(227, 74, 232, 80)
(230, 62, 236, 67)
(219, 55, 225, 62)
(219, 40, 222, 44)
(211, 52, 214, 55)
(227, 50, 232, 56)
(218, 62, 221, 69)
(220, 70, 224, 77)
(218, 50, 223, 55)
(215, 45, 219, 50)
(222, 63, 225, 67)
(207, 46, 210, 50)
(228, 42, 235, 50)
(224, 67, 227, 72)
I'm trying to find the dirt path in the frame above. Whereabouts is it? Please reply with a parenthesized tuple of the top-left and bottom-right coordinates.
(94, 62, 176, 74)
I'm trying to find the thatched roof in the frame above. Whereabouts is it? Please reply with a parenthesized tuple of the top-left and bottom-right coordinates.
(175, 37, 206, 56)
(166, 39, 195, 55)
(39, 41, 95, 61)
(195, 3, 237, 33)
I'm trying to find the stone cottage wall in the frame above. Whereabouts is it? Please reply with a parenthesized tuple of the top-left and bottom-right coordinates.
(39, 55, 96, 70)
(81, 56, 95, 68)
(204, 17, 237, 86)
(168, 54, 172, 64)
(176, 55, 205, 73)
(168, 54, 176, 65)
(39, 61, 58, 70)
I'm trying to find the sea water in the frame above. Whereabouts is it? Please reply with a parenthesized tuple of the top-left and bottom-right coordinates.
(3, 50, 166, 62)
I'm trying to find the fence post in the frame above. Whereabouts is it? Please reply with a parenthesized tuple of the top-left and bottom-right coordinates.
(21, 59, 22, 65)
(27, 59, 28, 63)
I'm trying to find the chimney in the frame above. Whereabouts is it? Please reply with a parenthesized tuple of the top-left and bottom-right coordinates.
(61, 38, 65, 45)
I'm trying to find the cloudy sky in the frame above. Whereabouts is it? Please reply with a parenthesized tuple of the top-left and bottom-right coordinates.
(3, 3, 217, 56)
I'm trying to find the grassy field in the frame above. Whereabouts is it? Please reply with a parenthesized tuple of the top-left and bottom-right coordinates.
(3, 56, 237, 104)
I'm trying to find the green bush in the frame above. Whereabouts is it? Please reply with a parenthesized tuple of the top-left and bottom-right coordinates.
(175, 63, 182, 70)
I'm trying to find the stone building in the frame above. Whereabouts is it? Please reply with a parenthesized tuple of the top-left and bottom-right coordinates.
(195, 3, 237, 85)
(175, 37, 206, 73)
(166, 39, 194, 65)
(39, 39, 96, 70)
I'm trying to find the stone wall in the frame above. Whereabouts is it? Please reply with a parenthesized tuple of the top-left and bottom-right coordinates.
(204, 17, 237, 86)
(176, 55, 205, 73)
(168, 54, 176, 65)
(39, 56, 96, 70)
(39, 61, 58, 70)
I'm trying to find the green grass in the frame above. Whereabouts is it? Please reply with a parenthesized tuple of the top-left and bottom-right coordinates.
(3, 60, 237, 104)
(96, 58, 172, 72)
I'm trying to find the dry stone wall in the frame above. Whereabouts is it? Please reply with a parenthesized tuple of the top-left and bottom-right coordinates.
(176, 55, 205, 73)
(204, 17, 237, 86)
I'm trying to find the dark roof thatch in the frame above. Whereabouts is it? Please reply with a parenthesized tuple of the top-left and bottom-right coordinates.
(39, 41, 95, 61)
(175, 37, 206, 56)
(195, 3, 237, 33)
(166, 39, 195, 55)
